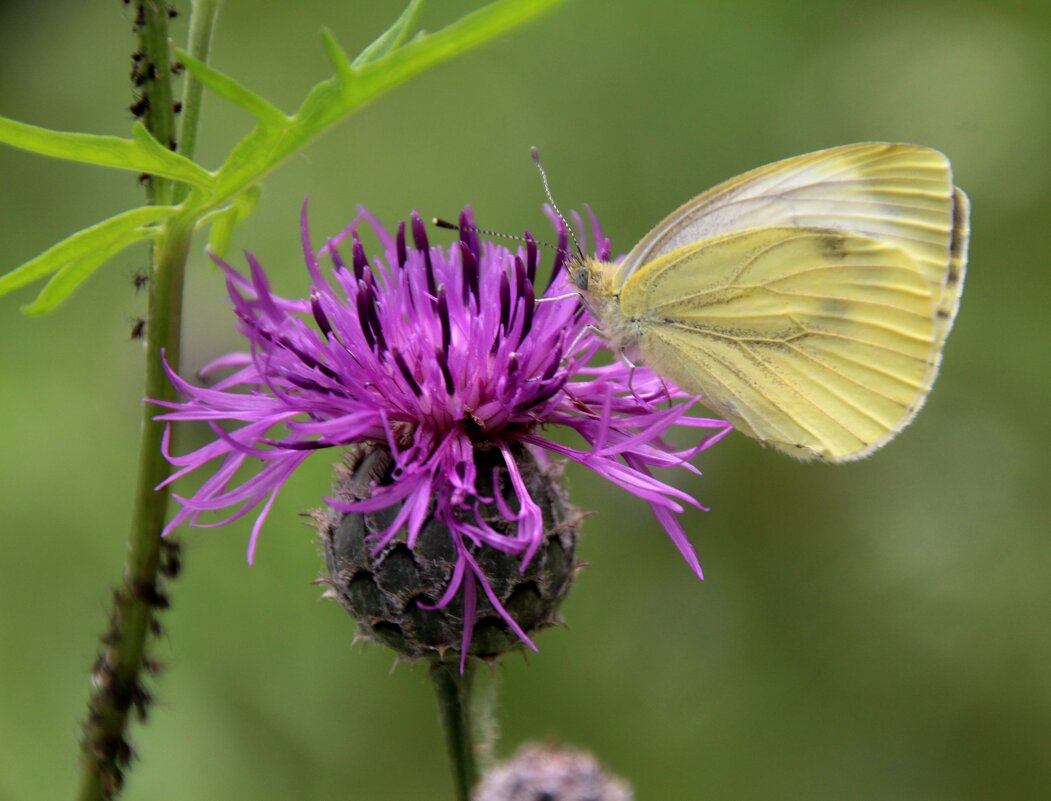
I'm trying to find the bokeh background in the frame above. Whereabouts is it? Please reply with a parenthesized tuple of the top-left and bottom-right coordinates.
(1, 1, 1049, 799)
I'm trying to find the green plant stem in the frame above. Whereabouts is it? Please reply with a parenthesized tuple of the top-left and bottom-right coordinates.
(127, 215, 193, 620)
(431, 661, 480, 801)
(76, 3, 219, 799)
(174, 0, 219, 202)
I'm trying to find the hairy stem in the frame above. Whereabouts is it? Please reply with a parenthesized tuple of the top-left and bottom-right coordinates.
(76, 3, 218, 799)
(136, 1, 178, 205)
(431, 661, 481, 801)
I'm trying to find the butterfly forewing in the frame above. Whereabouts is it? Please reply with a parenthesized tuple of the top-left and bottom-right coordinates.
(614, 143, 966, 336)
(619, 227, 938, 461)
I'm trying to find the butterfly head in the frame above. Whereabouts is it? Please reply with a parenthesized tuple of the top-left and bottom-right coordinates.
(568, 256, 621, 331)
(572, 257, 616, 297)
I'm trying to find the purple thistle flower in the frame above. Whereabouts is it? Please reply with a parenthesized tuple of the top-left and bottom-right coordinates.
(155, 201, 731, 668)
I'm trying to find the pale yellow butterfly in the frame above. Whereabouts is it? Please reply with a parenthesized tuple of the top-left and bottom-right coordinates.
(568, 143, 969, 462)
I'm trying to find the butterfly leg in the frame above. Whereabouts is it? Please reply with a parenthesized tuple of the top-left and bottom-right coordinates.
(618, 350, 673, 409)
(535, 291, 582, 304)
(619, 352, 645, 405)
(562, 322, 605, 362)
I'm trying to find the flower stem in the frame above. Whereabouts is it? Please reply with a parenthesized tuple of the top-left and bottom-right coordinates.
(431, 661, 480, 801)
(75, 3, 218, 799)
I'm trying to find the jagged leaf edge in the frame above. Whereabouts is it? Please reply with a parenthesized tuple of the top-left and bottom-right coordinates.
(352, 0, 424, 67)
(0, 206, 174, 297)
(23, 230, 159, 315)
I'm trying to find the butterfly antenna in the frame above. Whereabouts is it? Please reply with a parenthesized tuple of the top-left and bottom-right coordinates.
(531, 147, 584, 261)
(431, 217, 568, 256)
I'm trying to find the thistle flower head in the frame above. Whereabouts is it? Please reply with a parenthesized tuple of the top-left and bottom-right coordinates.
(474, 743, 633, 801)
(156, 202, 730, 667)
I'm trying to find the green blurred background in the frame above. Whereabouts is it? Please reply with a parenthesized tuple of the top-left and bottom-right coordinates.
(2, 1, 1050, 799)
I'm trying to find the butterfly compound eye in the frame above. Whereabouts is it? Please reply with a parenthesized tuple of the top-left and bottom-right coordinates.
(572, 264, 589, 291)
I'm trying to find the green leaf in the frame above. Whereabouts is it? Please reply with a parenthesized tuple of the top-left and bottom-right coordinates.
(0, 206, 173, 297)
(0, 115, 214, 188)
(352, 0, 423, 68)
(204, 206, 239, 260)
(22, 230, 158, 315)
(175, 51, 290, 128)
(293, 0, 566, 130)
(203, 185, 262, 258)
(320, 27, 354, 83)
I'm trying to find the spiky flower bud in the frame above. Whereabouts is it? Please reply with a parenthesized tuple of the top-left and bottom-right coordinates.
(474, 744, 633, 801)
(319, 442, 580, 662)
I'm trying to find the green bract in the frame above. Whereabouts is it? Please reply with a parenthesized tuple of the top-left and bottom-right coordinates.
(0, 0, 564, 313)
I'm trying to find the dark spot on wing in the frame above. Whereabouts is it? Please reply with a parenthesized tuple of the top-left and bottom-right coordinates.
(950, 191, 966, 260)
(947, 187, 968, 285)
(818, 234, 849, 260)
(936, 308, 951, 319)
